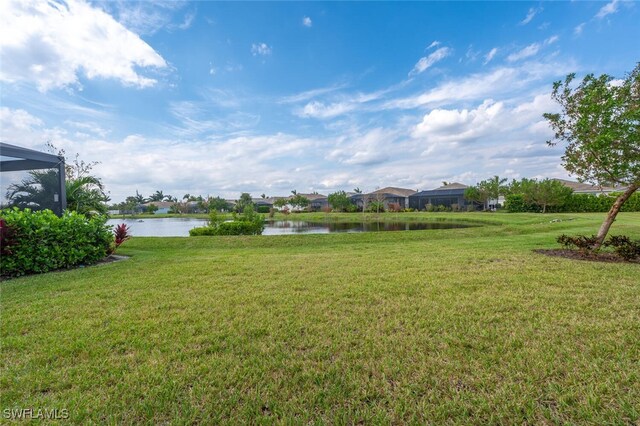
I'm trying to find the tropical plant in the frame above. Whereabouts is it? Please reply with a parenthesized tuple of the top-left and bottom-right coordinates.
(114, 223, 131, 249)
(6, 170, 109, 217)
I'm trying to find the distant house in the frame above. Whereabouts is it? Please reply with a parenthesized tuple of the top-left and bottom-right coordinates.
(299, 193, 328, 211)
(409, 183, 477, 211)
(553, 179, 623, 195)
(253, 198, 274, 210)
(143, 201, 174, 214)
(350, 187, 416, 210)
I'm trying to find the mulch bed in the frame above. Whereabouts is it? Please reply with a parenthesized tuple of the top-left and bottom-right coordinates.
(534, 249, 640, 264)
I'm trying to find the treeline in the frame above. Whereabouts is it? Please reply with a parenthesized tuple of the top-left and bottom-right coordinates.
(464, 177, 640, 213)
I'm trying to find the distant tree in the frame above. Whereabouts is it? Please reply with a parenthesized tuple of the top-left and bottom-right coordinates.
(129, 190, 146, 204)
(529, 179, 573, 213)
(273, 198, 289, 209)
(479, 175, 508, 210)
(291, 189, 297, 196)
(353, 187, 362, 194)
(544, 63, 640, 249)
(463, 186, 488, 210)
(146, 204, 159, 214)
(235, 193, 254, 213)
(328, 191, 353, 212)
(208, 196, 230, 212)
(289, 194, 310, 211)
(149, 190, 165, 202)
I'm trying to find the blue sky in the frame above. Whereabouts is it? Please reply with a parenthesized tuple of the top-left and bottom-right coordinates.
(1, 0, 638, 202)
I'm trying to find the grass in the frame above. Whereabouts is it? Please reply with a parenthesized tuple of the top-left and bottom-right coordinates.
(2, 212, 639, 424)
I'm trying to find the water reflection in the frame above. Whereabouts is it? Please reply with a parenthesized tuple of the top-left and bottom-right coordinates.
(106, 218, 473, 237)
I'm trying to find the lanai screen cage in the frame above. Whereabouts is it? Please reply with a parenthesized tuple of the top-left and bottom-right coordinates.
(0, 142, 66, 216)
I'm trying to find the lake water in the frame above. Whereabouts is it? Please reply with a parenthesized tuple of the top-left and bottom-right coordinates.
(107, 218, 473, 237)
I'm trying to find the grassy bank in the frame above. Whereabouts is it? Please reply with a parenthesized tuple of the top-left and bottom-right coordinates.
(2, 213, 639, 423)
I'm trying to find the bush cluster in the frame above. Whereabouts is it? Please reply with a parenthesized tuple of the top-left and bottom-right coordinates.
(190, 208, 265, 236)
(0, 208, 113, 276)
(557, 233, 640, 261)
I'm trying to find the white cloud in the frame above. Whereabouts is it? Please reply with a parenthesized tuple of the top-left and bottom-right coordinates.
(302, 16, 312, 27)
(295, 101, 356, 119)
(280, 83, 349, 104)
(412, 100, 504, 143)
(520, 7, 542, 25)
(385, 60, 573, 110)
(507, 43, 541, 62)
(177, 10, 196, 30)
(327, 128, 398, 166)
(545, 35, 559, 45)
(0, 107, 43, 131)
(427, 41, 441, 49)
(103, 1, 190, 35)
(251, 43, 272, 56)
(483, 48, 498, 65)
(409, 47, 452, 76)
(574, 23, 586, 36)
(0, 0, 167, 91)
(596, 0, 620, 19)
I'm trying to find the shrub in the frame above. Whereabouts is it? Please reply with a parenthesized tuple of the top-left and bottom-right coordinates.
(114, 223, 131, 250)
(388, 203, 402, 212)
(256, 205, 270, 213)
(605, 235, 640, 261)
(321, 205, 332, 213)
(0, 208, 113, 277)
(556, 234, 599, 252)
(190, 207, 265, 236)
(556, 234, 640, 261)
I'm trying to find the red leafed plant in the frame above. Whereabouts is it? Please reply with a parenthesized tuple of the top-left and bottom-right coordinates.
(114, 223, 131, 249)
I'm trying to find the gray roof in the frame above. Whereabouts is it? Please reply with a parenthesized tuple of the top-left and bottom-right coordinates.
(369, 187, 417, 197)
(553, 178, 620, 193)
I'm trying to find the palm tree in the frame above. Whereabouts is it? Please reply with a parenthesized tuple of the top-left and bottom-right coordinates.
(5, 170, 59, 212)
(65, 176, 109, 216)
(149, 190, 165, 202)
(6, 170, 109, 216)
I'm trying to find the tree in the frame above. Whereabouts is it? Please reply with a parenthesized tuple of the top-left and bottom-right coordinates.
(149, 190, 165, 202)
(65, 175, 109, 216)
(328, 191, 353, 212)
(479, 176, 507, 210)
(544, 63, 640, 249)
(208, 196, 230, 212)
(463, 186, 488, 210)
(235, 193, 254, 213)
(289, 194, 310, 211)
(146, 204, 159, 214)
(6, 168, 109, 217)
(529, 179, 573, 213)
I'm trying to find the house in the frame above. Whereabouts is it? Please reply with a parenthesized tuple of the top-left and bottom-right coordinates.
(553, 179, 623, 195)
(350, 187, 416, 211)
(143, 201, 174, 214)
(298, 193, 328, 211)
(408, 183, 478, 211)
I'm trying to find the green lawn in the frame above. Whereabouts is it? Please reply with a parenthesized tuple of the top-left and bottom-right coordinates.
(2, 213, 639, 424)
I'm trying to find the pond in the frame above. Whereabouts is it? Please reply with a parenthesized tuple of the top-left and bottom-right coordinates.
(106, 218, 474, 237)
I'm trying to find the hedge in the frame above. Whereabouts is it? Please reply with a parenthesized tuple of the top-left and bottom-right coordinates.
(0, 208, 113, 277)
(505, 192, 640, 213)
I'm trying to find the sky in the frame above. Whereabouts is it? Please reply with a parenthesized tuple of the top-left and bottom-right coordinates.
(1, 0, 638, 202)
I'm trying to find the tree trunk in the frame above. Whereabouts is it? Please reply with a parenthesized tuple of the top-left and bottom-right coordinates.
(593, 184, 639, 251)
